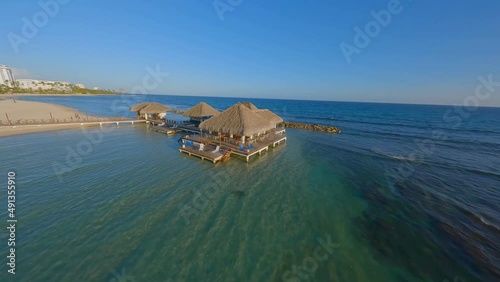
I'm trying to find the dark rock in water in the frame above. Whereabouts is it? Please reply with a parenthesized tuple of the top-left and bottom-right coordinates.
(278, 122, 341, 133)
(232, 190, 245, 197)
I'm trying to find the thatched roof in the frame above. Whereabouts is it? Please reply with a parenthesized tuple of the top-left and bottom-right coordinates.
(183, 102, 220, 118)
(240, 102, 258, 111)
(130, 102, 151, 112)
(137, 102, 170, 114)
(199, 103, 273, 136)
(254, 109, 283, 125)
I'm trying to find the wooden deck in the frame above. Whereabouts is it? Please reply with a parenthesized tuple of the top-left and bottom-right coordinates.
(180, 131, 287, 162)
(271, 127, 286, 135)
(147, 120, 202, 135)
(179, 143, 224, 163)
(144, 119, 287, 163)
(2, 119, 146, 128)
(150, 125, 181, 135)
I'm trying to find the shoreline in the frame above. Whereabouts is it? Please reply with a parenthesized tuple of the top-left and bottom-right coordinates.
(1, 123, 105, 137)
(0, 120, 145, 137)
(0, 99, 126, 137)
(1, 93, 118, 98)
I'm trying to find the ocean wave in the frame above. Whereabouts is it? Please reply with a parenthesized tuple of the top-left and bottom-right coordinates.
(457, 167, 500, 178)
(371, 147, 419, 162)
(477, 215, 500, 231)
(345, 129, 500, 151)
(456, 205, 500, 234)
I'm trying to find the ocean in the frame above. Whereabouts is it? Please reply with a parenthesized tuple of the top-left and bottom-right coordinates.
(0, 94, 499, 282)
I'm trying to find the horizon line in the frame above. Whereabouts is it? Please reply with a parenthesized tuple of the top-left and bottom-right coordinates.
(123, 93, 500, 109)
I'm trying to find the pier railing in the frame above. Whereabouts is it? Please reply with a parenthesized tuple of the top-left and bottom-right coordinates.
(0, 116, 134, 126)
(183, 132, 287, 152)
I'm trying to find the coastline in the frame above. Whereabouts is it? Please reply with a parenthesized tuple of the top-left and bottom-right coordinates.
(0, 99, 122, 137)
(0, 123, 105, 137)
(1, 93, 118, 99)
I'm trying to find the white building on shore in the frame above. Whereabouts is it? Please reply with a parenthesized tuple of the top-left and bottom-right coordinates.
(0, 65, 15, 86)
(17, 79, 72, 91)
(1, 64, 87, 91)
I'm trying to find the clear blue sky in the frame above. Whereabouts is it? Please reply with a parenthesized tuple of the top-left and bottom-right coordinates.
(1, 0, 500, 106)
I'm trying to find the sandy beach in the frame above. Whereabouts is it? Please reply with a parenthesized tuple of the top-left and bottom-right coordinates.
(0, 93, 118, 98)
(0, 99, 112, 137)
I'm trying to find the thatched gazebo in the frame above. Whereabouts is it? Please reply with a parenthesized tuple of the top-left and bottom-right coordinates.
(254, 109, 283, 127)
(240, 102, 258, 111)
(199, 103, 274, 144)
(130, 102, 170, 120)
(182, 102, 220, 126)
(130, 102, 150, 112)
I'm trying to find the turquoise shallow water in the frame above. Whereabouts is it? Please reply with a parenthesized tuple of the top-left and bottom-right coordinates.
(1, 95, 499, 281)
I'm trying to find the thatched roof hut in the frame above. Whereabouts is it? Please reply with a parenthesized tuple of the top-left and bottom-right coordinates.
(254, 109, 283, 125)
(183, 102, 220, 118)
(130, 102, 170, 114)
(199, 103, 274, 136)
(240, 102, 258, 111)
(130, 102, 151, 112)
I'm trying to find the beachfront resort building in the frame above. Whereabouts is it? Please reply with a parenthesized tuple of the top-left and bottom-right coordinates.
(1, 64, 87, 90)
(0, 65, 15, 86)
(16, 79, 72, 91)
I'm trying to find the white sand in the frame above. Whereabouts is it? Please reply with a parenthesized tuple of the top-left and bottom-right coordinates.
(0, 99, 88, 122)
(0, 99, 105, 137)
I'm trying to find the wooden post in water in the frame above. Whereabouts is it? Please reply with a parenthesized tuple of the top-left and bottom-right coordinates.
(49, 112, 53, 123)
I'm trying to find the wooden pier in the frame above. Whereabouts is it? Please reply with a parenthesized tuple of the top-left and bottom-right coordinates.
(150, 125, 181, 135)
(97, 120, 146, 126)
(3, 119, 146, 128)
(147, 120, 202, 135)
(0, 119, 147, 137)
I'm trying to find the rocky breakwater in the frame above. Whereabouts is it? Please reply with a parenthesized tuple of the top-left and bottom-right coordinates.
(169, 109, 185, 114)
(278, 122, 341, 133)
